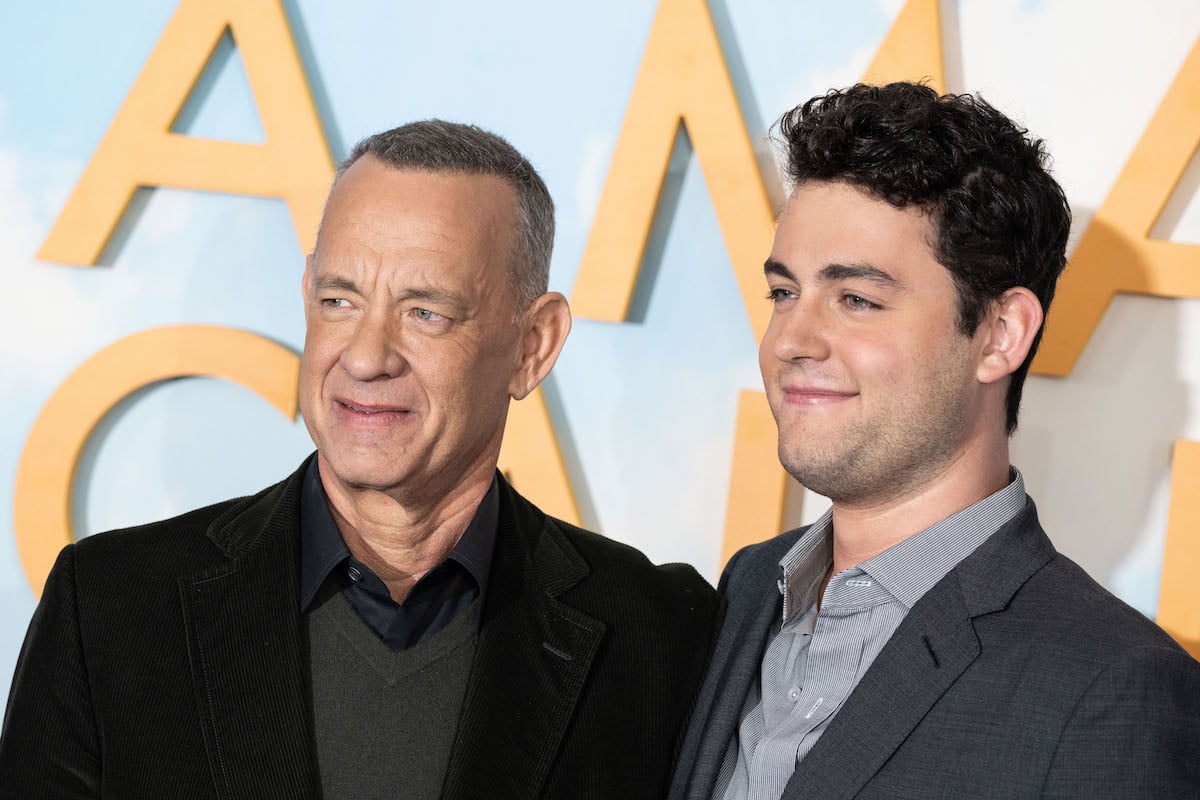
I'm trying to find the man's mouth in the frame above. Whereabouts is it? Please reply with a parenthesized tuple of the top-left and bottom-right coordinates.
(780, 386, 857, 405)
(337, 400, 409, 415)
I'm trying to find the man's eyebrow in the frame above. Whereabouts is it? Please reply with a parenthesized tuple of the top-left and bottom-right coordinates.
(310, 277, 462, 309)
(311, 275, 359, 294)
(816, 262, 901, 288)
(402, 287, 464, 308)
(763, 259, 902, 289)
(764, 258, 795, 280)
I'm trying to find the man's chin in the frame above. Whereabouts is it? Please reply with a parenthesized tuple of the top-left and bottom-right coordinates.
(317, 452, 415, 495)
(778, 449, 853, 500)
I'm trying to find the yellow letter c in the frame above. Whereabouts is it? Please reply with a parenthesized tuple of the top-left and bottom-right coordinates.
(13, 325, 299, 598)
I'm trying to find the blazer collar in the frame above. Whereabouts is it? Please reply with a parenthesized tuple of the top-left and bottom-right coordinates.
(782, 498, 1055, 800)
(673, 529, 802, 800)
(182, 461, 608, 800)
(181, 458, 319, 800)
(441, 474, 605, 800)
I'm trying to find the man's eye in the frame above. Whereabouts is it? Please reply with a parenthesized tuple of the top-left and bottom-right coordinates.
(766, 287, 796, 302)
(843, 294, 878, 310)
(413, 308, 445, 322)
(321, 298, 351, 309)
(844, 293, 883, 311)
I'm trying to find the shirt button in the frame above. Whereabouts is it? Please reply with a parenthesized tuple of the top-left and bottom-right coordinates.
(787, 687, 801, 702)
(347, 566, 362, 582)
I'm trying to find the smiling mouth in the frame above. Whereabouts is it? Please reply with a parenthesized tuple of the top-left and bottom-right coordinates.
(337, 400, 409, 415)
(781, 388, 856, 406)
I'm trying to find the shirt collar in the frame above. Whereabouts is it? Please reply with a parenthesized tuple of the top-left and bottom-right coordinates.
(863, 469, 1025, 609)
(777, 468, 1027, 622)
(299, 457, 346, 612)
(298, 456, 500, 613)
(777, 510, 833, 624)
(447, 476, 499, 599)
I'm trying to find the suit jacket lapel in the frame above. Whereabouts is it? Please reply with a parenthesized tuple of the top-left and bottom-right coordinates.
(685, 592, 781, 800)
(781, 501, 1055, 800)
(181, 466, 319, 800)
(441, 477, 605, 800)
(781, 575, 980, 800)
(676, 533, 799, 800)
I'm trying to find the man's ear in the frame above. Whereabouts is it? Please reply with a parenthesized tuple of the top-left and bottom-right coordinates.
(509, 292, 572, 400)
(302, 254, 314, 299)
(975, 287, 1043, 385)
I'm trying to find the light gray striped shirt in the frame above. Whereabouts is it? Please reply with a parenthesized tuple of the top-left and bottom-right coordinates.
(714, 471, 1027, 800)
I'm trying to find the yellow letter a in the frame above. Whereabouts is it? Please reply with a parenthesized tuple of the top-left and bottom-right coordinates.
(861, 0, 945, 92)
(1157, 439, 1200, 659)
(37, 0, 333, 265)
(1034, 37, 1200, 375)
(570, 0, 786, 565)
(571, 0, 775, 338)
(499, 392, 581, 527)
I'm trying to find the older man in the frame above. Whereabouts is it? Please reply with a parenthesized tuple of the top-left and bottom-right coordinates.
(1, 121, 718, 800)
(670, 83, 1200, 800)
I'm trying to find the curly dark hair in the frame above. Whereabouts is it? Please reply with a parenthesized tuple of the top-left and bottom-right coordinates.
(775, 82, 1071, 433)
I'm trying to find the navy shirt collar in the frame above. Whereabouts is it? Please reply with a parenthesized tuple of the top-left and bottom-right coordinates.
(298, 456, 499, 618)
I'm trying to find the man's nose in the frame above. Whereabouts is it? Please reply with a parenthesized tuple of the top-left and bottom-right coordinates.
(764, 303, 832, 363)
(339, 308, 407, 380)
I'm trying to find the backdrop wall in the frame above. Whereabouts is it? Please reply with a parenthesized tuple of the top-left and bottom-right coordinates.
(2, 0, 1199, 698)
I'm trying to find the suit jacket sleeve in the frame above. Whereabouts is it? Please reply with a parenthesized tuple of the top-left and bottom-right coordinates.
(667, 543, 763, 800)
(1042, 644, 1200, 798)
(0, 545, 102, 800)
(715, 547, 745, 595)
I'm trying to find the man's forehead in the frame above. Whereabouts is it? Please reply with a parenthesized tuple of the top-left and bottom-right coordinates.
(777, 183, 938, 254)
(313, 164, 517, 253)
(329, 157, 517, 209)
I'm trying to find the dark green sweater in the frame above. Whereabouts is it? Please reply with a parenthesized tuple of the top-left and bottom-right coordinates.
(307, 591, 477, 799)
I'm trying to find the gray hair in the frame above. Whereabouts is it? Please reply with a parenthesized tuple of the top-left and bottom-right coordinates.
(334, 120, 554, 309)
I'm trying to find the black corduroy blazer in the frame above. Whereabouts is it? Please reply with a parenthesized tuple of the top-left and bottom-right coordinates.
(1, 457, 720, 799)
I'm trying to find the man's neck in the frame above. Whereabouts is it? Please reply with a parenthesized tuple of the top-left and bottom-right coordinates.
(827, 447, 1012, 577)
(317, 457, 496, 604)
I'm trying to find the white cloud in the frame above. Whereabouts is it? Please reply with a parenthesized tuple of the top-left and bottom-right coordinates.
(577, 361, 739, 579)
(956, 0, 1200, 210)
(1179, 300, 1200, 386)
(1108, 474, 1170, 617)
(137, 189, 196, 244)
(0, 148, 122, 390)
(0, 142, 213, 396)
(574, 133, 612, 227)
(0, 149, 41, 257)
(772, 44, 876, 121)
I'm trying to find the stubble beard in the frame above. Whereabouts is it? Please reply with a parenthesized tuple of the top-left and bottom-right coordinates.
(775, 350, 977, 508)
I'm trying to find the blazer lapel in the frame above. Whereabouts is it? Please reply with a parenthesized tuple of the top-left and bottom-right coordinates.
(675, 533, 799, 800)
(181, 467, 319, 800)
(686, 590, 781, 800)
(780, 501, 1055, 800)
(781, 576, 980, 800)
(441, 478, 605, 800)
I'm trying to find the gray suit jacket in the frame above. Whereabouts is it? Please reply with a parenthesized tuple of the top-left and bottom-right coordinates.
(669, 498, 1200, 799)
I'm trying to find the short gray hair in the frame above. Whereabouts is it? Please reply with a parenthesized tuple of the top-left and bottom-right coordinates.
(334, 120, 554, 309)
